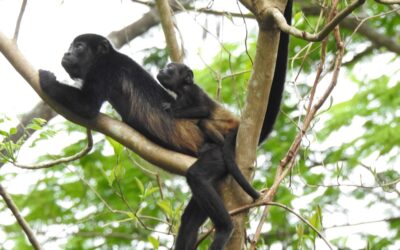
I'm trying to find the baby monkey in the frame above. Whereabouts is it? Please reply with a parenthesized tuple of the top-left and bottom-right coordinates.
(157, 63, 239, 145)
(157, 62, 259, 200)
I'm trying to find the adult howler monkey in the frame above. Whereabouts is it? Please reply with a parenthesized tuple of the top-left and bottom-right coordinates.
(157, 62, 260, 200)
(39, 0, 291, 247)
(39, 34, 205, 156)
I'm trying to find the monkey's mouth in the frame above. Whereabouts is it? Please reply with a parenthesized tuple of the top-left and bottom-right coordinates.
(156, 71, 166, 82)
(61, 57, 72, 68)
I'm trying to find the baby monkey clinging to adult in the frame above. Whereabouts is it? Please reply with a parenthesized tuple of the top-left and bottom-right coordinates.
(156, 62, 259, 200)
(157, 63, 239, 145)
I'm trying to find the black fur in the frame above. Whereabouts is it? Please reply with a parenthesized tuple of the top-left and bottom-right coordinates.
(40, 34, 204, 157)
(175, 0, 292, 248)
(157, 62, 260, 200)
(39, 0, 291, 245)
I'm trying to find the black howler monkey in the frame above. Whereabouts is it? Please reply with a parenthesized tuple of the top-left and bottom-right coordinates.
(39, 34, 205, 156)
(39, 0, 291, 246)
(157, 62, 234, 145)
(166, 0, 292, 247)
(157, 62, 260, 200)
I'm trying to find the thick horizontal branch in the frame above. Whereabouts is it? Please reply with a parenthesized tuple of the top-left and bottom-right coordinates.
(269, 0, 366, 42)
(0, 32, 195, 175)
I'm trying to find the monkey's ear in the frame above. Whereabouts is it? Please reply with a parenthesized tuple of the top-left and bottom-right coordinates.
(98, 39, 110, 54)
(185, 69, 194, 84)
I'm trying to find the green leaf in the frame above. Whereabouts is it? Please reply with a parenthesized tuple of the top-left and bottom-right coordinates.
(148, 235, 159, 250)
(296, 224, 304, 238)
(144, 187, 159, 198)
(26, 118, 46, 131)
(32, 118, 47, 125)
(106, 136, 124, 157)
(157, 200, 172, 217)
(106, 172, 115, 186)
(107, 164, 125, 185)
(9, 127, 17, 135)
(134, 177, 145, 195)
(309, 206, 323, 240)
(0, 129, 8, 137)
(114, 164, 125, 179)
(127, 212, 137, 221)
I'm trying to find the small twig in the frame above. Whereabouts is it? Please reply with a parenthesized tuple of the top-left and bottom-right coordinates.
(13, 0, 27, 42)
(0, 184, 42, 250)
(325, 216, 400, 229)
(12, 129, 93, 169)
(344, 6, 400, 51)
(236, 0, 254, 66)
(232, 201, 333, 250)
(270, 0, 366, 42)
(66, 165, 127, 216)
(196, 200, 334, 250)
(375, 0, 400, 4)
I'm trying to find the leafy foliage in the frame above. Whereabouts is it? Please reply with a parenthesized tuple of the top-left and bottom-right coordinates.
(1, 1, 400, 249)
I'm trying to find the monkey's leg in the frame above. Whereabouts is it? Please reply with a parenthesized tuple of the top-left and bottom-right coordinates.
(175, 198, 208, 250)
(186, 148, 233, 250)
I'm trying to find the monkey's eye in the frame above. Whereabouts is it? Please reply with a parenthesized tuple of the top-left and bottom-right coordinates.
(74, 43, 86, 53)
(166, 64, 175, 74)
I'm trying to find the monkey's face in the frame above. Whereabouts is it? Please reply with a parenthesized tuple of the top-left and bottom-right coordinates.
(61, 41, 93, 79)
(157, 63, 194, 92)
(157, 63, 181, 91)
(62, 35, 111, 80)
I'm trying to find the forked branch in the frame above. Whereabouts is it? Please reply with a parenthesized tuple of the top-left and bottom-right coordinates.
(270, 0, 366, 41)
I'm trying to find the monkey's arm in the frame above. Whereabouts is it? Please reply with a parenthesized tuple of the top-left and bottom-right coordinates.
(39, 70, 105, 119)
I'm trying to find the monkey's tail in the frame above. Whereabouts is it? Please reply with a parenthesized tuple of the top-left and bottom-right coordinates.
(258, 0, 292, 144)
(223, 129, 260, 200)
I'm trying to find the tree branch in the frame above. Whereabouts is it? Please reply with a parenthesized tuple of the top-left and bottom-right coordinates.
(302, 5, 400, 54)
(270, 0, 366, 42)
(12, 129, 93, 169)
(13, 0, 27, 42)
(3, 2, 189, 170)
(0, 184, 42, 250)
(109, 0, 187, 49)
(248, 1, 345, 248)
(0, 102, 57, 169)
(375, 0, 400, 4)
(155, 0, 183, 62)
(342, 13, 400, 54)
(220, 0, 289, 248)
(197, 200, 334, 250)
(230, 201, 333, 250)
(0, 31, 195, 175)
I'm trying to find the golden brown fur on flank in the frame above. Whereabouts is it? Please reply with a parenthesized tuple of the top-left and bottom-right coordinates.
(171, 119, 205, 155)
(207, 104, 240, 135)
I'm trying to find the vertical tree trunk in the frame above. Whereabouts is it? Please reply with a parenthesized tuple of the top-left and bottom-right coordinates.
(222, 21, 283, 250)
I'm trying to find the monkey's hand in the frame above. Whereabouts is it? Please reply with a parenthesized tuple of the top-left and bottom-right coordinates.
(39, 70, 57, 91)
